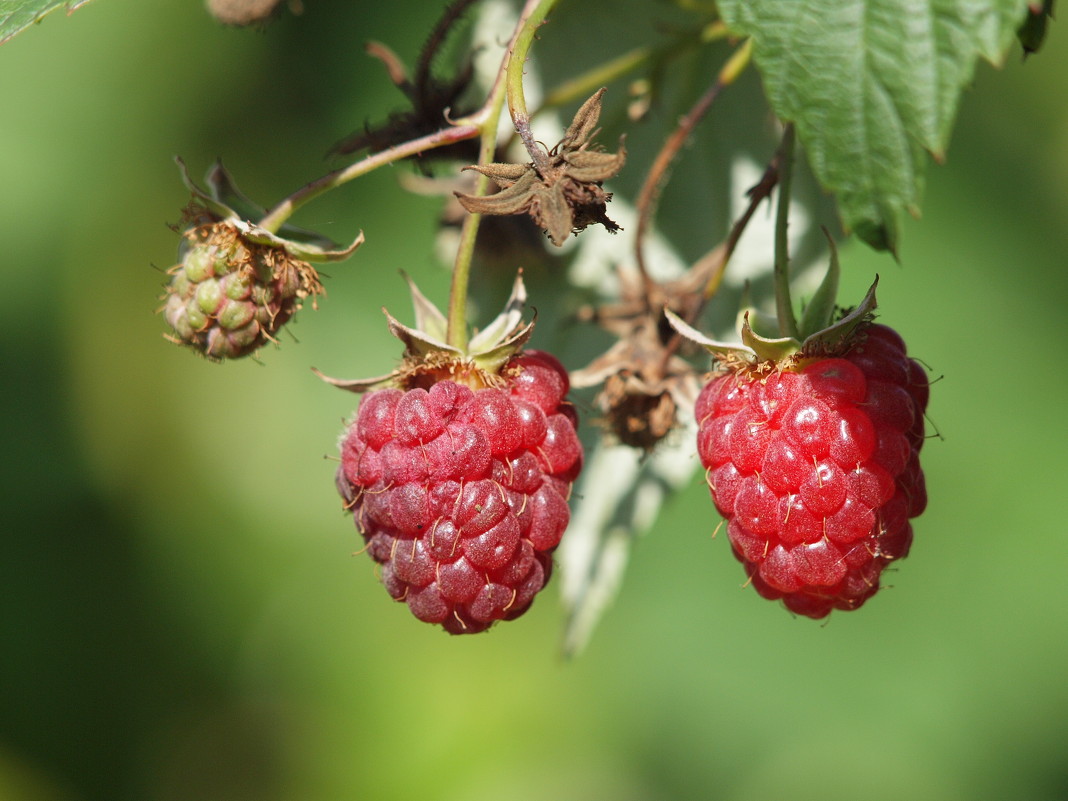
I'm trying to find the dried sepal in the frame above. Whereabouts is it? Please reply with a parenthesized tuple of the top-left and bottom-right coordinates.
(560, 88, 606, 151)
(310, 368, 399, 394)
(664, 308, 755, 359)
(470, 162, 533, 186)
(468, 273, 529, 353)
(385, 307, 459, 360)
(402, 271, 449, 344)
(563, 149, 628, 183)
(458, 170, 540, 215)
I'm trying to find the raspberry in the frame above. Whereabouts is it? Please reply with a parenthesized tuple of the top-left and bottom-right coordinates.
(336, 350, 582, 634)
(162, 214, 322, 360)
(695, 324, 928, 618)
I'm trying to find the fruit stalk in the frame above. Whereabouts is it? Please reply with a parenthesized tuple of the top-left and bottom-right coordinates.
(256, 123, 480, 235)
(445, 0, 561, 349)
(773, 123, 800, 339)
(505, 0, 560, 174)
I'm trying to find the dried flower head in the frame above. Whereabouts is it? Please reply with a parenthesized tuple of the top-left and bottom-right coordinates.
(455, 89, 626, 246)
(571, 255, 721, 451)
(331, 0, 479, 166)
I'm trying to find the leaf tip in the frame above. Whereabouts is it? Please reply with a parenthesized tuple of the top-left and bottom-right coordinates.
(854, 219, 899, 258)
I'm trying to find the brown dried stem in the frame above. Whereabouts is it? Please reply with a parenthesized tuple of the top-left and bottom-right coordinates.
(633, 81, 722, 296)
(633, 38, 752, 297)
(656, 126, 789, 370)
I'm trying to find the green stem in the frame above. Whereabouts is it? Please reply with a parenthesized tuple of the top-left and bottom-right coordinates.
(446, 131, 495, 351)
(536, 20, 728, 116)
(506, 0, 561, 172)
(257, 123, 479, 234)
(540, 45, 652, 115)
(444, 0, 558, 350)
(773, 123, 800, 340)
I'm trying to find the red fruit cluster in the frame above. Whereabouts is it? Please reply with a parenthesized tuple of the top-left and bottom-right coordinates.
(336, 351, 582, 634)
(695, 324, 928, 618)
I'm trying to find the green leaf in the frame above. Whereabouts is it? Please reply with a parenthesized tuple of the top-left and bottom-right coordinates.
(717, 0, 1030, 252)
(663, 308, 757, 358)
(0, 0, 96, 45)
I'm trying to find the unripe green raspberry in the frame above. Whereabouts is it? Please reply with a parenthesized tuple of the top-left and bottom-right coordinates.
(161, 212, 323, 360)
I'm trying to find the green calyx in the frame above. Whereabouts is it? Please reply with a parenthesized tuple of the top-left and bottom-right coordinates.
(175, 157, 364, 262)
(314, 272, 535, 393)
(666, 236, 880, 369)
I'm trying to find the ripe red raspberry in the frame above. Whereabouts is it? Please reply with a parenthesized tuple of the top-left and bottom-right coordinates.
(695, 324, 928, 618)
(336, 350, 582, 634)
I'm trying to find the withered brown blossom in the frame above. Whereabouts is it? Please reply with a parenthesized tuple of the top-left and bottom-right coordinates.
(330, 0, 480, 167)
(455, 89, 626, 246)
(571, 248, 726, 451)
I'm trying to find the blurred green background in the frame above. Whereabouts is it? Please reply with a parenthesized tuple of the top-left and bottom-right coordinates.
(2, 2, 1067, 800)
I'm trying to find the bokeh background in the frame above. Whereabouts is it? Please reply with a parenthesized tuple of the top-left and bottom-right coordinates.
(2, 2, 1067, 800)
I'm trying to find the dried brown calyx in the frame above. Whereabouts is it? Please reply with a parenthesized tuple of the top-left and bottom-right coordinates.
(455, 89, 626, 246)
(331, 0, 479, 167)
